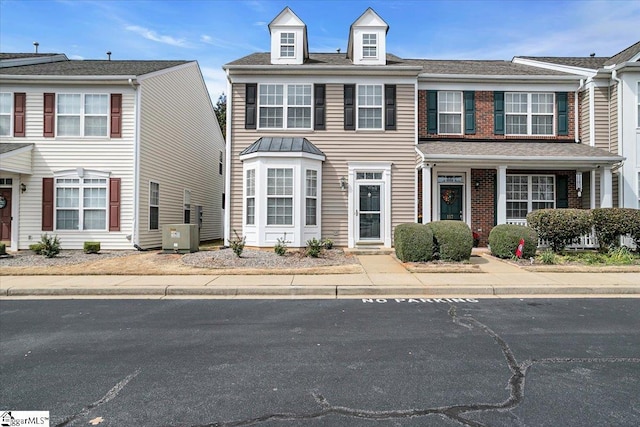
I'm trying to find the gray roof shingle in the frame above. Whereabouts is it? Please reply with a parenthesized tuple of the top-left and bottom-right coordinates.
(516, 56, 609, 70)
(240, 137, 325, 157)
(0, 142, 34, 155)
(417, 141, 623, 163)
(604, 40, 640, 66)
(0, 58, 190, 76)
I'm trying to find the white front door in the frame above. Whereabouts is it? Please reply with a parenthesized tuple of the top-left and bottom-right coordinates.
(357, 182, 382, 242)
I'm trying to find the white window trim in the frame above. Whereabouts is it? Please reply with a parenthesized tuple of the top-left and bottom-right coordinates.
(362, 33, 378, 59)
(56, 93, 110, 138)
(53, 169, 109, 231)
(356, 84, 384, 130)
(506, 174, 555, 220)
(245, 169, 256, 226)
(305, 169, 318, 226)
(280, 32, 295, 58)
(505, 92, 555, 136)
(266, 168, 294, 226)
(184, 189, 191, 224)
(437, 91, 463, 135)
(257, 83, 312, 130)
(149, 181, 160, 231)
(0, 92, 13, 137)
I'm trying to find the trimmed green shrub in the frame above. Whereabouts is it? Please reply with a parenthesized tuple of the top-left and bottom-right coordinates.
(592, 208, 638, 251)
(626, 209, 640, 250)
(274, 237, 288, 256)
(394, 223, 433, 262)
(0, 243, 5, 255)
(527, 209, 592, 252)
(83, 241, 101, 254)
(39, 233, 61, 258)
(29, 243, 44, 254)
(427, 220, 473, 262)
(488, 224, 537, 259)
(306, 238, 323, 258)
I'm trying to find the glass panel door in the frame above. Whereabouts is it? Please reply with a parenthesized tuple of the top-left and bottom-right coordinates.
(358, 184, 381, 240)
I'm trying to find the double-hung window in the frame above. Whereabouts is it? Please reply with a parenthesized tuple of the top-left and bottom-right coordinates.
(362, 33, 377, 58)
(246, 169, 255, 225)
(57, 93, 108, 137)
(506, 175, 555, 220)
(305, 170, 318, 226)
(357, 85, 383, 129)
(55, 175, 107, 230)
(258, 84, 311, 129)
(505, 93, 554, 135)
(0, 92, 12, 136)
(149, 182, 160, 230)
(438, 91, 463, 134)
(267, 168, 293, 225)
(280, 32, 295, 57)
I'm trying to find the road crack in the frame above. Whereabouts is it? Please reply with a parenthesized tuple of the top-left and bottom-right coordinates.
(192, 305, 640, 427)
(55, 368, 141, 427)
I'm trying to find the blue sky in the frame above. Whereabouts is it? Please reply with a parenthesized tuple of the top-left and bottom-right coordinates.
(1, 0, 639, 100)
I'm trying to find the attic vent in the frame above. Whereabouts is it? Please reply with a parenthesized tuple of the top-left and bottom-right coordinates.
(33, 41, 39, 53)
(107, 51, 112, 61)
(590, 53, 595, 57)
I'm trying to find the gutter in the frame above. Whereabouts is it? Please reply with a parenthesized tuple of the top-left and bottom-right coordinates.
(417, 73, 581, 81)
(0, 74, 138, 81)
(130, 78, 142, 249)
(224, 69, 232, 246)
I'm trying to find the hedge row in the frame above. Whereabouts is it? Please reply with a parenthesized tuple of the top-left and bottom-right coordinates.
(394, 221, 473, 262)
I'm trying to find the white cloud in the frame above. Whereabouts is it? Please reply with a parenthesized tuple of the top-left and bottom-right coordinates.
(126, 25, 190, 48)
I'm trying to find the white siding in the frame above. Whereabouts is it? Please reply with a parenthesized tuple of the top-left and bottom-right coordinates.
(137, 63, 225, 248)
(0, 84, 137, 249)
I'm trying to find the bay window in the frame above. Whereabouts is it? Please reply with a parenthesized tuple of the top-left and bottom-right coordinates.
(246, 169, 255, 225)
(507, 175, 555, 219)
(267, 168, 293, 225)
(306, 170, 317, 226)
(505, 93, 554, 135)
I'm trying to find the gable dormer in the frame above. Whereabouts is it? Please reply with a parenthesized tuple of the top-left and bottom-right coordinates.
(269, 7, 308, 65)
(347, 8, 389, 66)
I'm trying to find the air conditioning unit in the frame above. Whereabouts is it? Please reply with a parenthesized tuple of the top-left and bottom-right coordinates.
(162, 224, 199, 253)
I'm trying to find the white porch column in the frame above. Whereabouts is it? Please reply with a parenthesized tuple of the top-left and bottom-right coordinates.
(590, 168, 597, 208)
(497, 165, 507, 224)
(421, 163, 432, 224)
(600, 166, 613, 208)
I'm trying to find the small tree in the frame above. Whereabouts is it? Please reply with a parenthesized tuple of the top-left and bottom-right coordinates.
(213, 93, 226, 139)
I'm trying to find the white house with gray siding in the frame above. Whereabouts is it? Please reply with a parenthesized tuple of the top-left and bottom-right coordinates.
(0, 53, 225, 251)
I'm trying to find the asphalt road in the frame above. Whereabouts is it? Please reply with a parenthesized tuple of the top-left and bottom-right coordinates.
(1, 298, 639, 427)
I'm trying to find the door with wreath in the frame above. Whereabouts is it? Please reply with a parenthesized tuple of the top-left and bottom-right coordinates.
(439, 185, 462, 221)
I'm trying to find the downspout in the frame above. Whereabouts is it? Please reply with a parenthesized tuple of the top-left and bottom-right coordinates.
(223, 70, 232, 246)
(611, 69, 623, 207)
(129, 78, 142, 249)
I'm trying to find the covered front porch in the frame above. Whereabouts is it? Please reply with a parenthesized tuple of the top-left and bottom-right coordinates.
(416, 140, 624, 247)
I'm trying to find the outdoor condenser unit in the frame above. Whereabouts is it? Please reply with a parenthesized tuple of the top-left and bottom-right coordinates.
(162, 224, 199, 253)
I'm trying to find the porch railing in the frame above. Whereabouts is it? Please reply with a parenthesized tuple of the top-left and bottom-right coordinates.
(505, 219, 599, 249)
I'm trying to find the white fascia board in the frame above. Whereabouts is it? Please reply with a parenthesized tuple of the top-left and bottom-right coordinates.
(414, 146, 426, 162)
(229, 75, 417, 85)
(422, 154, 624, 164)
(0, 75, 137, 82)
(0, 143, 33, 159)
(418, 81, 580, 92)
(418, 73, 581, 82)
(239, 151, 326, 162)
(613, 62, 640, 73)
(512, 57, 598, 77)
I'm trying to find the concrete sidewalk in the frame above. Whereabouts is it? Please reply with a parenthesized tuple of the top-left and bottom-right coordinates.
(1, 253, 639, 299)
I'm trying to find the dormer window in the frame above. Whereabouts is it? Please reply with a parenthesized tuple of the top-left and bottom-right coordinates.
(362, 33, 377, 58)
(280, 33, 295, 58)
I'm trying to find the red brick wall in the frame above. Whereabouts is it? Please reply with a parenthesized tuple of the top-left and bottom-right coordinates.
(419, 90, 576, 141)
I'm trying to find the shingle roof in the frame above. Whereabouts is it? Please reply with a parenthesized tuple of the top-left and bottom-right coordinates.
(240, 137, 325, 157)
(417, 141, 623, 163)
(0, 142, 34, 155)
(0, 58, 190, 76)
(225, 52, 408, 67)
(604, 40, 640, 66)
(516, 56, 609, 70)
(0, 53, 63, 60)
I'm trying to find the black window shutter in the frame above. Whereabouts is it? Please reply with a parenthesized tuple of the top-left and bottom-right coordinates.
(494, 91, 504, 135)
(385, 85, 396, 130)
(245, 83, 257, 130)
(427, 90, 437, 134)
(556, 92, 568, 136)
(344, 84, 355, 130)
(464, 91, 475, 134)
(314, 84, 326, 130)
